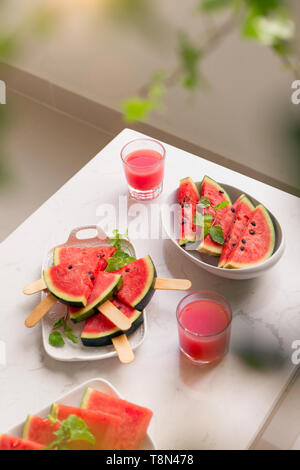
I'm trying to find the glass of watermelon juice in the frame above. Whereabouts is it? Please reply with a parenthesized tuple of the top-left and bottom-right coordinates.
(176, 291, 232, 365)
(121, 138, 166, 200)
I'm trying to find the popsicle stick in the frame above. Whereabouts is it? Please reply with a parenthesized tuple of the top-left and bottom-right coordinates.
(23, 278, 47, 295)
(112, 334, 134, 364)
(25, 293, 57, 328)
(98, 300, 132, 331)
(153, 278, 192, 291)
(24, 277, 192, 295)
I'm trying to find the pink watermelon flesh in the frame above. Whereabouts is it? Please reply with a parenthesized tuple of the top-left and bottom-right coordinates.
(23, 415, 59, 446)
(81, 388, 153, 450)
(218, 195, 254, 268)
(69, 272, 123, 323)
(81, 299, 143, 346)
(43, 263, 95, 307)
(178, 177, 200, 245)
(224, 204, 275, 269)
(0, 434, 44, 450)
(50, 403, 121, 450)
(197, 176, 232, 255)
(114, 255, 156, 311)
(54, 246, 116, 270)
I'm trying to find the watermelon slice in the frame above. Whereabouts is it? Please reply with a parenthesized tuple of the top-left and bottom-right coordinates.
(197, 176, 232, 256)
(0, 434, 44, 450)
(53, 246, 117, 268)
(43, 264, 95, 308)
(224, 204, 275, 269)
(50, 404, 121, 450)
(218, 195, 254, 268)
(23, 415, 59, 446)
(178, 177, 200, 246)
(81, 299, 143, 347)
(69, 272, 123, 323)
(114, 256, 156, 311)
(81, 388, 153, 450)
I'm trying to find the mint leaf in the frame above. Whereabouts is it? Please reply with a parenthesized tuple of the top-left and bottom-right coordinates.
(197, 196, 211, 209)
(106, 249, 136, 272)
(215, 200, 229, 210)
(193, 212, 204, 226)
(209, 225, 225, 244)
(52, 317, 65, 329)
(204, 213, 213, 223)
(63, 324, 78, 344)
(49, 331, 65, 348)
(44, 415, 95, 450)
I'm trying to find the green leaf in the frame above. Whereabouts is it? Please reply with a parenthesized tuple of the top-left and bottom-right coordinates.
(204, 213, 213, 223)
(44, 415, 95, 450)
(49, 331, 65, 348)
(209, 225, 225, 244)
(178, 33, 201, 89)
(193, 212, 204, 226)
(215, 200, 229, 210)
(64, 326, 78, 344)
(106, 250, 136, 272)
(197, 196, 211, 209)
(242, 11, 294, 46)
(52, 317, 65, 330)
(201, 0, 233, 13)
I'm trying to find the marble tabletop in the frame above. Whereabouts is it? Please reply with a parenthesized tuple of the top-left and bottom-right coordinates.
(0, 128, 299, 449)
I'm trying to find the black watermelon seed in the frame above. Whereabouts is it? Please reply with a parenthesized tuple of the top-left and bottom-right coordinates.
(90, 276, 95, 281)
(117, 306, 122, 310)
(240, 247, 245, 251)
(68, 265, 73, 270)
(219, 190, 224, 194)
(251, 222, 256, 226)
(232, 243, 236, 247)
(231, 208, 235, 213)
(250, 230, 255, 235)
(125, 269, 130, 273)
(97, 254, 104, 258)
(241, 239, 246, 244)
(182, 221, 187, 225)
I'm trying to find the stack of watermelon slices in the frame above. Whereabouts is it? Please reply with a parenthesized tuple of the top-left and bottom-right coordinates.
(42, 245, 157, 348)
(1, 388, 153, 450)
(178, 176, 275, 269)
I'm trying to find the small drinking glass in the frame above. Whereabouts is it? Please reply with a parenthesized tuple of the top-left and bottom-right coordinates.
(176, 291, 232, 365)
(120, 138, 166, 200)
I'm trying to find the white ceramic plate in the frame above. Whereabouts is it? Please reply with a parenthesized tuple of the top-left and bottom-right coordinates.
(161, 182, 285, 280)
(7, 378, 156, 450)
(41, 226, 147, 361)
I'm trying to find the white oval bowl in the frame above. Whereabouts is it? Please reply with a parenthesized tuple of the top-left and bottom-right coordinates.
(161, 182, 285, 280)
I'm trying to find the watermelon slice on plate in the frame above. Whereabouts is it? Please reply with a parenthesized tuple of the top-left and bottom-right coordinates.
(81, 299, 143, 347)
(224, 204, 275, 269)
(114, 256, 156, 311)
(23, 416, 59, 446)
(178, 177, 200, 246)
(53, 246, 116, 268)
(43, 264, 95, 308)
(197, 176, 232, 256)
(69, 272, 123, 323)
(81, 388, 153, 450)
(218, 195, 254, 268)
(50, 403, 121, 450)
(0, 434, 44, 450)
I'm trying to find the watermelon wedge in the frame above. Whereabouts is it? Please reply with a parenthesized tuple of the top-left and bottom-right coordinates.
(50, 404, 121, 450)
(197, 176, 232, 256)
(81, 299, 143, 347)
(53, 246, 117, 268)
(81, 388, 153, 450)
(178, 177, 200, 246)
(23, 415, 59, 446)
(218, 195, 254, 268)
(43, 264, 95, 308)
(224, 204, 275, 269)
(0, 434, 44, 450)
(114, 256, 156, 311)
(69, 272, 123, 323)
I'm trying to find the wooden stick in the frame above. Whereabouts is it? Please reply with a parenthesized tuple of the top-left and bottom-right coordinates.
(24, 277, 191, 295)
(98, 300, 132, 331)
(154, 278, 192, 291)
(24, 293, 57, 328)
(23, 278, 46, 295)
(112, 335, 134, 364)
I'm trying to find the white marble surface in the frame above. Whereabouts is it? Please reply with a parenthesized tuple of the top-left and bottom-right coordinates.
(0, 128, 299, 449)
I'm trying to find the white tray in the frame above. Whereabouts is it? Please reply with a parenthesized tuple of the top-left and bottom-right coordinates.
(41, 226, 147, 361)
(7, 378, 156, 450)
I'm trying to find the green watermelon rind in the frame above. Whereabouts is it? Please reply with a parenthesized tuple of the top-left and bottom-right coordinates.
(22, 415, 31, 440)
(218, 195, 255, 268)
(197, 176, 232, 256)
(69, 275, 123, 323)
(0, 434, 44, 450)
(43, 268, 88, 308)
(224, 204, 275, 269)
(81, 309, 143, 347)
(53, 247, 61, 266)
(81, 387, 95, 408)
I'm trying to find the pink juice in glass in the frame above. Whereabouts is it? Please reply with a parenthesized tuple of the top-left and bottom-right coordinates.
(121, 138, 165, 200)
(177, 292, 232, 365)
